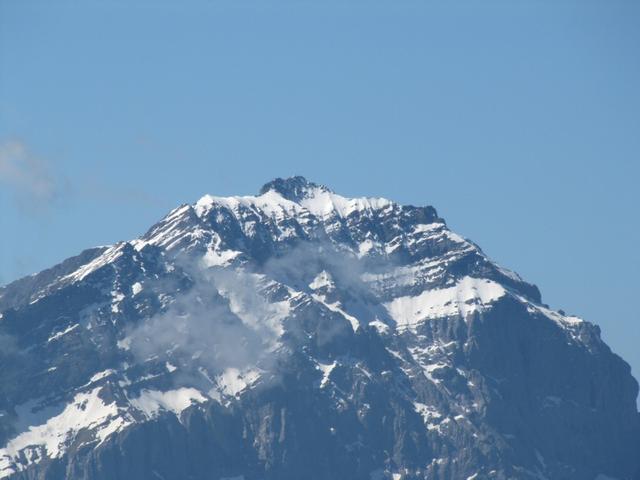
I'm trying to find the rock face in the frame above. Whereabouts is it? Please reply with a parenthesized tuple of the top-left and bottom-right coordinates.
(0, 176, 638, 480)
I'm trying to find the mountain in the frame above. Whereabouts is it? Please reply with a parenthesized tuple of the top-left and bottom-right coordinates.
(0, 176, 638, 480)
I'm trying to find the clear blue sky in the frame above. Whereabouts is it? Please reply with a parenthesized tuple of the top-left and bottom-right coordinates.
(1, 1, 639, 387)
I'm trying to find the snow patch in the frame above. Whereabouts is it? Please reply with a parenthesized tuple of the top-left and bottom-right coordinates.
(413, 223, 444, 233)
(214, 368, 261, 397)
(202, 248, 241, 267)
(357, 239, 377, 257)
(62, 244, 123, 284)
(88, 369, 115, 384)
(111, 291, 125, 313)
(385, 277, 506, 329)
(195, 191, 304, 221)
(309, 271, 333, 290)
(165, 362, 177, 373)
(298, 188, 392, 219)
(316, 361, 337, 388)
(311, 294, 360, 331)
(369, 319, 390, 334)
(131, 282, 143, 296)
(47, 324, 79, 342)
(130, 388, 207, 419)
(528, 301, 583, 326)
(0, 388, 129, 477)
(414, 402, 443, 430)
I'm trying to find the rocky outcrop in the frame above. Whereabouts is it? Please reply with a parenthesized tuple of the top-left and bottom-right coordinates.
(0, 177, 638, 480)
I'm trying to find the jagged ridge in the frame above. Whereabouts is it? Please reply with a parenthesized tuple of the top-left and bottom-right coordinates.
(0, 177, 637, 480)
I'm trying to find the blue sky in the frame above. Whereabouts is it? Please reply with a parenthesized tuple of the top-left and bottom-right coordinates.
(1, 0, 639, 386)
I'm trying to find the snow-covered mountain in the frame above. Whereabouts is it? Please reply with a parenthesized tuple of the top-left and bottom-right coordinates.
(0, 176, 638, 480)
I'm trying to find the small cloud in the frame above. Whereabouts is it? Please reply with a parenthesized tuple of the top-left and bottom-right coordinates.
(0, 140, 64, 212)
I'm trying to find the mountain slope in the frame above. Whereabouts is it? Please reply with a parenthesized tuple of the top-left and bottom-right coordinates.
(0, 176, 638, 480)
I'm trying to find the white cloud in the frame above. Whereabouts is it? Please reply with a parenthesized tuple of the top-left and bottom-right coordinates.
(0, 140, 61, 208)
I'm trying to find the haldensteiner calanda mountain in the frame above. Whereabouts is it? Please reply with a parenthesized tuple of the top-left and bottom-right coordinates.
(0, 177, 638, 480)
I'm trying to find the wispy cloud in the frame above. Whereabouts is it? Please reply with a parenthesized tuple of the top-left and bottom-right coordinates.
(0, 140, 65, 212)
(124, 260, 289, 396)
(124, 241, 395, 395)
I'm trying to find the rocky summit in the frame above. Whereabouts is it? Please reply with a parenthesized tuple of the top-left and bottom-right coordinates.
(0, 176, 638, 480)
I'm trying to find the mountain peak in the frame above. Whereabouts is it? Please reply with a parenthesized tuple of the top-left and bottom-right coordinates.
(259, 176, 332, 202)
(1, 178, 636, 480)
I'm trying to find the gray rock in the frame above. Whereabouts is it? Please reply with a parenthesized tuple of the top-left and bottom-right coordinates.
(0, 177, 637, 480)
